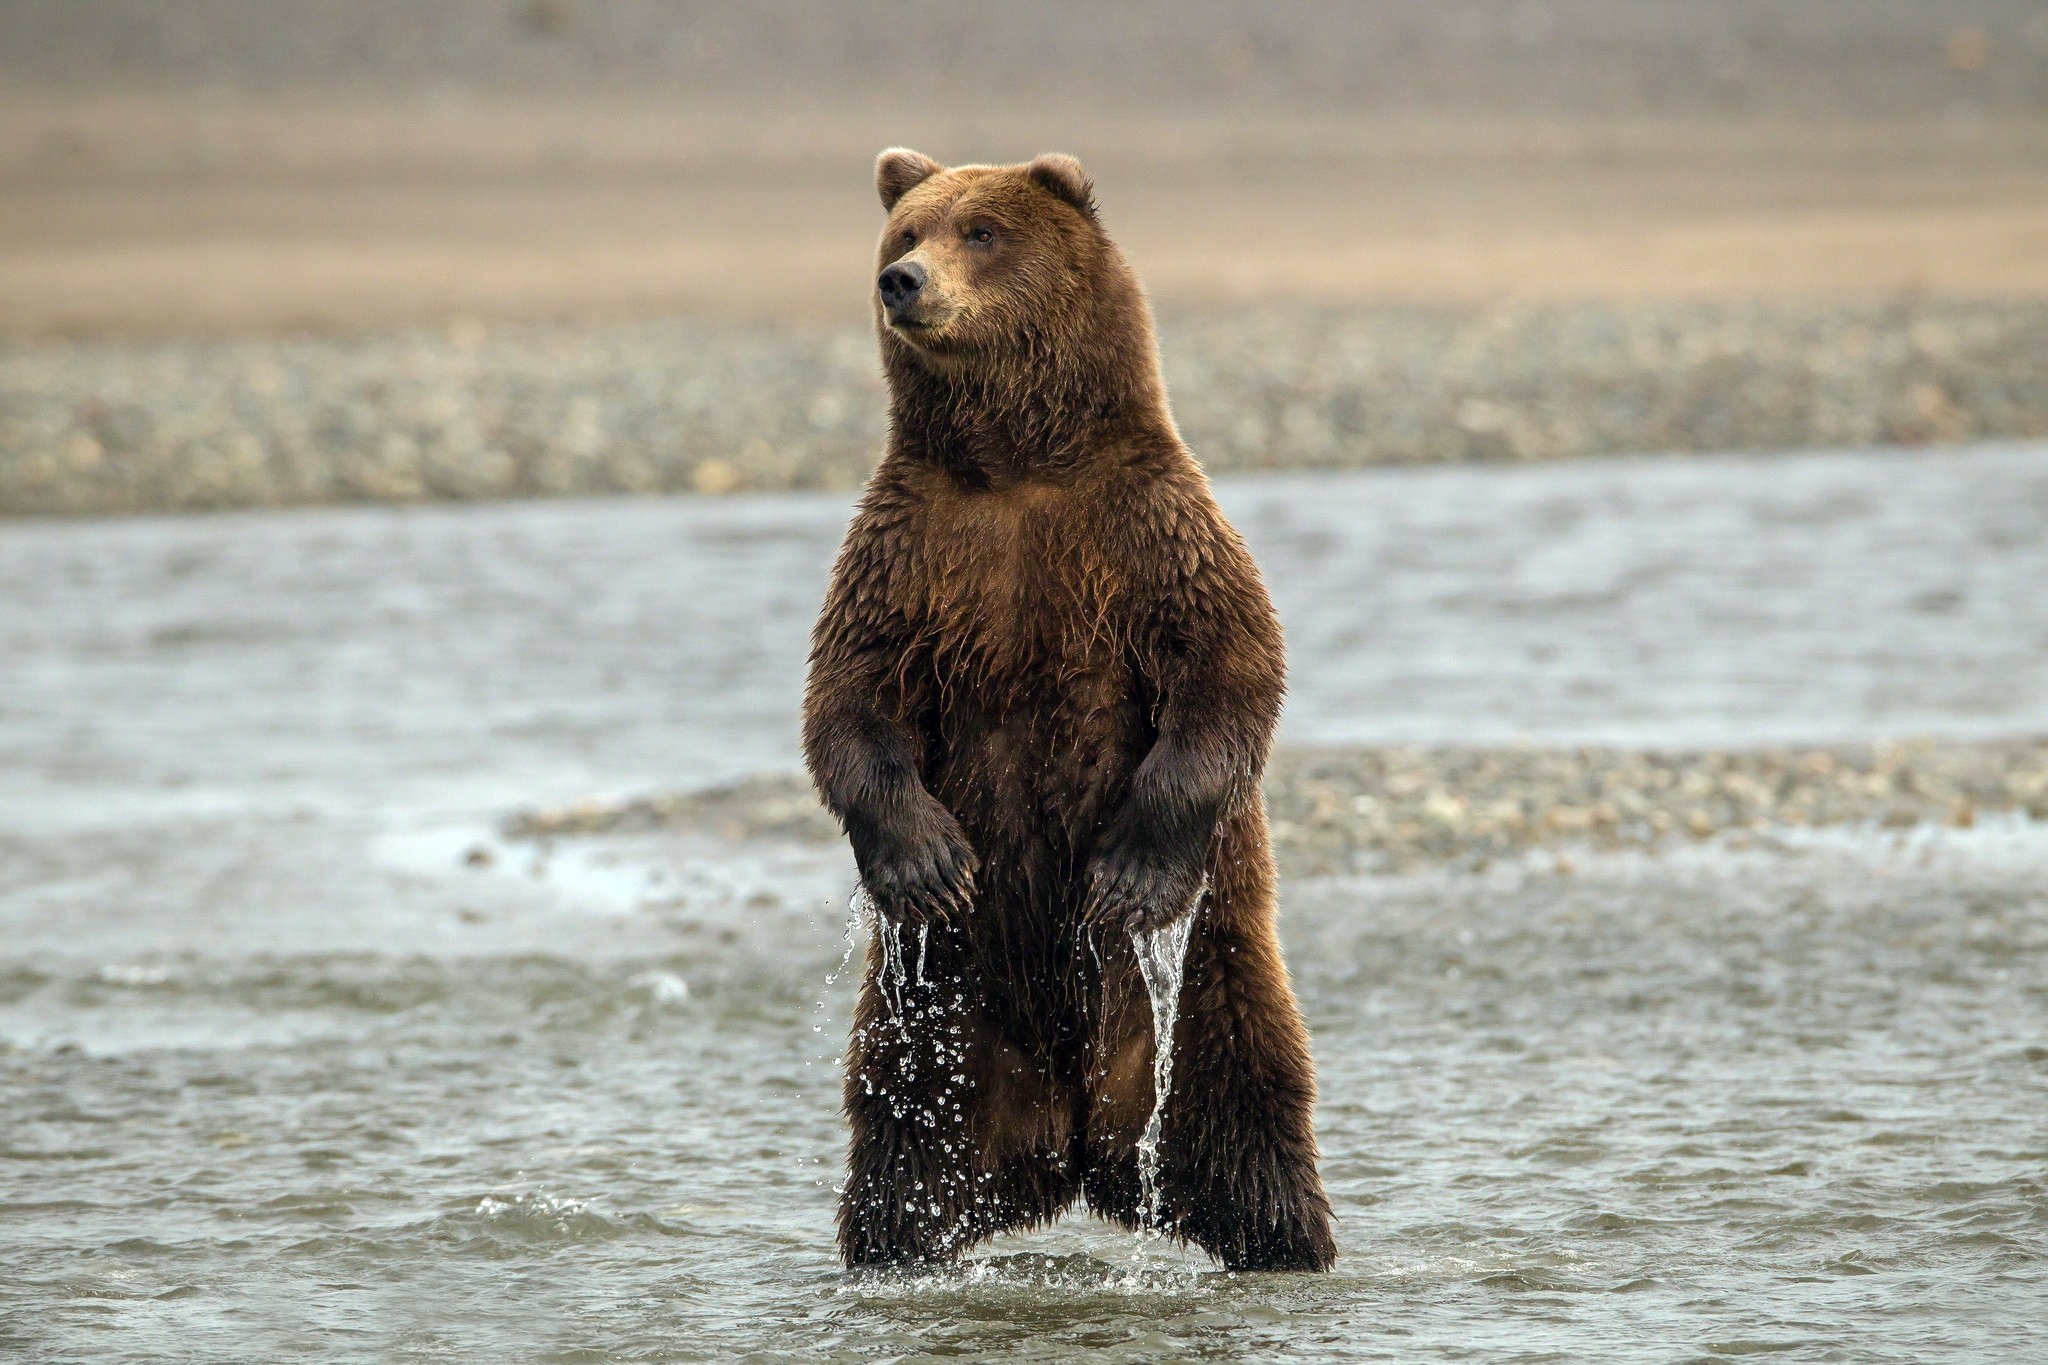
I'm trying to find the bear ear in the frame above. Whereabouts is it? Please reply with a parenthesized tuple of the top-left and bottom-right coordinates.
(876, 147, 943, 211)
(1026, 153, 1096, 217)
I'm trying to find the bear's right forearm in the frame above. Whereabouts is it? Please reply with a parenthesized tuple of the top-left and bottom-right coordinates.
(803, 695, 977, 922)
(802, 703, 926, 834)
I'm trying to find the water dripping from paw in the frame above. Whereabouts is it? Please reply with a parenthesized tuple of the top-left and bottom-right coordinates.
(1129, 884, 1204, 1235)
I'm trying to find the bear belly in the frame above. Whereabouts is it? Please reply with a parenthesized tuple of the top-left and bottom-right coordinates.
(923, 666, 1146, 1051)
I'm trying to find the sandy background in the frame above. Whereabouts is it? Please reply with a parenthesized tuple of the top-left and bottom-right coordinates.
(5, 2, 2048, 511)
(3, 1, 2046, 335)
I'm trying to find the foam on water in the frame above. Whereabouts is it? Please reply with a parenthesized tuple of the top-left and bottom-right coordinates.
(837, 1249, 1209, 1301)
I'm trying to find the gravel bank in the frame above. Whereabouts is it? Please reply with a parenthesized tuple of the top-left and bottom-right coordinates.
(7, 297, 2047, 516)
(1261, 739, 2048, 874)
(505, 737, 2048, 877)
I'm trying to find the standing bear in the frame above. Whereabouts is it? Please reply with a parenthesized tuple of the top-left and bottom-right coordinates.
(803, 148, 1335, 1272)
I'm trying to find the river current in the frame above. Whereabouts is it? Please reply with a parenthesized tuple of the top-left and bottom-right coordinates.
(3, 444, 2046, 1361)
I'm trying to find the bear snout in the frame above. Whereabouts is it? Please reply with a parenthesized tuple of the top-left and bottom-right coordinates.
(878, 261, 928, 321)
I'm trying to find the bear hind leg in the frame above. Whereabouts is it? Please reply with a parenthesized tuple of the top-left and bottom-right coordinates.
(1167, 936, 1336, 1271)
(838, 981, 1081, 1267)
(1082, 931, 1336, 1272)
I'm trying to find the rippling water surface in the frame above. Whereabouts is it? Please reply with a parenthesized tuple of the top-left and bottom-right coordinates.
(4, 445, 2046, 1361)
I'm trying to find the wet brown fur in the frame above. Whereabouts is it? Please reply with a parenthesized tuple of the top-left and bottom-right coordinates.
(802, 149, 1335, 1272)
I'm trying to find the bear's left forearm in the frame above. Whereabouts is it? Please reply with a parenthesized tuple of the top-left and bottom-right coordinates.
(1114, 529, 1285, 859)
(1081, 572, 1284, 930)
(1082, 669, 1278, 930)
(1081, 732, 1251, 929)
(1113, 714, 1263, 868)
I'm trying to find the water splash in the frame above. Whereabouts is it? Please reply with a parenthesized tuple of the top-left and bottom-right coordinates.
(876, 911, 916, 1037)
(835, 883, 984, 1249)
(840, 888, 873, 966)
(1128, 882, 1205, 1231)
(810, 887, 869, 1038)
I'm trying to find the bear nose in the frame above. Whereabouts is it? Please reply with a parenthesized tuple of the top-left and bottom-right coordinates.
(878, 261, 927, 312)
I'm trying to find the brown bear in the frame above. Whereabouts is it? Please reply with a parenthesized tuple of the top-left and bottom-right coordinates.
(802, 147, 1335, 1272)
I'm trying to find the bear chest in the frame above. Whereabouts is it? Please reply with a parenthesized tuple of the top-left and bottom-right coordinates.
(910, 489, 1128, 689)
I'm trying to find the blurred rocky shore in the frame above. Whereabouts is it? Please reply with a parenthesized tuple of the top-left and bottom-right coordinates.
(6, 296, 2045, 516)
(506, 736, 2048, 878)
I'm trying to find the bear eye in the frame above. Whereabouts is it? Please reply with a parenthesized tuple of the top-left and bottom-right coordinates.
(967, 226, 995, 246)
(900, 229, 917, 246)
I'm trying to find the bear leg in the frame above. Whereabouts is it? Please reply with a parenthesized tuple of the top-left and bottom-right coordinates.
(1082, 921, 1336, 1272)
(838, 960, 1081, 1267)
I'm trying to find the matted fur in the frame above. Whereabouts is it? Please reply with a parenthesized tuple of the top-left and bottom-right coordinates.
(803, 150, 1335, 1272)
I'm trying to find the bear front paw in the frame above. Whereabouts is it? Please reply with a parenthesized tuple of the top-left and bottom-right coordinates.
(853, 806, 979, 926)
(1080, 844, 1205, 932)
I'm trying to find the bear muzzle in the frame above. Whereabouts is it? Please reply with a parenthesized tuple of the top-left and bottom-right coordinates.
(878, 260, 947, 333)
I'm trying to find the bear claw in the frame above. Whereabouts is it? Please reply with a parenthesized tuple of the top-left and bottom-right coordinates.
(1080, 848, 1202, 932)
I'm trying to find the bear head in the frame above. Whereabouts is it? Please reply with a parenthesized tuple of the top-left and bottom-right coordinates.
(871, 148, 1142, 373)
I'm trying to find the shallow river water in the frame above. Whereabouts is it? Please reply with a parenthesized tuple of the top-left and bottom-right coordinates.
(3, 444, 2047, 1361)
